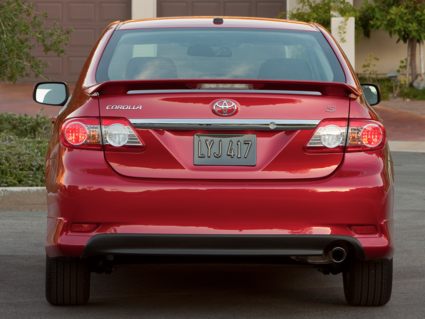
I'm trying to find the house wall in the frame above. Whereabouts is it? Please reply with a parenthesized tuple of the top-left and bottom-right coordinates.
(285, 0, 423, 76)
(356, 30, 407, 76)
(142, 0, 286, 18)
(132, 0, 156, 19)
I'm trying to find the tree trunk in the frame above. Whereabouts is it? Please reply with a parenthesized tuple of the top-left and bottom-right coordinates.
(408, 39, 418, 83)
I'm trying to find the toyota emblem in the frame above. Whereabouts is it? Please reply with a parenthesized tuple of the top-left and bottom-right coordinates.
(212, 99, 238, 116)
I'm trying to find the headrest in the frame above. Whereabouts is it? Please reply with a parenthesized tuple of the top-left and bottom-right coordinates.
(258, 58, 313, 81)
(126, 57, 178, 79)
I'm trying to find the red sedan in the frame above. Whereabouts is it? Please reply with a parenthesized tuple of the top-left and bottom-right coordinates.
(34, 17, 393, 306)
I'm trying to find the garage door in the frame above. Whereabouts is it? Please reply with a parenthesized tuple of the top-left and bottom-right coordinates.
(30, 0, 131, 82)
(157, 0, 286, 18)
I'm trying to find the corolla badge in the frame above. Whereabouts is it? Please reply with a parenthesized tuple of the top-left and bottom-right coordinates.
(106, 104, 143, 110)
(212, 99, 238, 116)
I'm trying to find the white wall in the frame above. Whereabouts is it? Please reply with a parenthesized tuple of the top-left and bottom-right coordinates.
(331, 17, 356, 69)
(132, 0, 157, 19)
(286, 0, 299, 17)
(356, 30, 407, 75)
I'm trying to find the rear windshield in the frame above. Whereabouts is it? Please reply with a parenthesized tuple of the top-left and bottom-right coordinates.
(96, 28, 345, 83)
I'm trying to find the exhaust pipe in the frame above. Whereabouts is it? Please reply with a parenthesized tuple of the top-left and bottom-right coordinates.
(329, 246, 347, 264)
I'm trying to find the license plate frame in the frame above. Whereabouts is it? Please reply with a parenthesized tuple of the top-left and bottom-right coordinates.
(194, 134, 256, 166)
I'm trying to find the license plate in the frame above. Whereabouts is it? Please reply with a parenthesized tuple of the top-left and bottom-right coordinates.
(194, 134, 256, 166)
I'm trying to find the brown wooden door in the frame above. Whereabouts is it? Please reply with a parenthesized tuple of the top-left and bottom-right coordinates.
(30, 0, 131, 83)
(157, 0, 286, 18)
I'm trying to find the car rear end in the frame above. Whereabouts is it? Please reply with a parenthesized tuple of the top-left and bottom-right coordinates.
(41, 18, 393, 306)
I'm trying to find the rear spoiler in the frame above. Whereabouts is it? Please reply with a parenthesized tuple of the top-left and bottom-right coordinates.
(87, 79, 361, 98)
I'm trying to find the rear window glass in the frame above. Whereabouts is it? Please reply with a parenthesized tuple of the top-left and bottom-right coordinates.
(96, 28, 345, 83)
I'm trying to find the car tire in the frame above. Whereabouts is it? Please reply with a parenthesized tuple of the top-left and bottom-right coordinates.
(45, 256, 90, 305)
(343, 258, 392, 306)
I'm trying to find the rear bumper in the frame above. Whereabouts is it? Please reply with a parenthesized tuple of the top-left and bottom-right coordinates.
(82, 234, 365, 260)
(46, 147, 394, 260)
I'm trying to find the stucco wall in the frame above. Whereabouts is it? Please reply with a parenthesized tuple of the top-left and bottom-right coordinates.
(356, 30, 407, 76)
(132, 0, 156, 19)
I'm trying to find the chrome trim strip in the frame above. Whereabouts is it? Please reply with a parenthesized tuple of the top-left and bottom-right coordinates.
(129, 119, 320, 131)
(127, 89, 322, 96)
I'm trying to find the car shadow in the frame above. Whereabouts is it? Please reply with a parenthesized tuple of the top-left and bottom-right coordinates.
(87, 264, 346, 311)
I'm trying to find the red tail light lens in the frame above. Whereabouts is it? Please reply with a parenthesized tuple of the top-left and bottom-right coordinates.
(361, 124, 384, 147)
(63, 122, 88, 145)
(61, 117, 143, 150)
(346, 120, 385, 151)
(307, 119, 385, 152)
(61, 118, 101, 149)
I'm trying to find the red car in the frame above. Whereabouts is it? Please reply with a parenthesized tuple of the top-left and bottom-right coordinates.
(34, 17, 393, 306)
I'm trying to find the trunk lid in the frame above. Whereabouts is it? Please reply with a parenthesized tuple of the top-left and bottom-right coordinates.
(95, 80, 357, 180)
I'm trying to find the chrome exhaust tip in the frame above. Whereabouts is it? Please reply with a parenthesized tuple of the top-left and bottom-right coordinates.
(329, 246, 347, 264)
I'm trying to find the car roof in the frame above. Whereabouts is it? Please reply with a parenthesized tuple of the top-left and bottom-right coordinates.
(117, 17, 319, 32)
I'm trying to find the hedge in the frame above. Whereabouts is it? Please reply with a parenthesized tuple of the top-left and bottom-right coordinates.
(0, 113, 51, 186)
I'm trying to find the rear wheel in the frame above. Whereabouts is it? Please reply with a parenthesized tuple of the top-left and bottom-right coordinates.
(343, 258, 392, 306)
(45, 256, 90, 305)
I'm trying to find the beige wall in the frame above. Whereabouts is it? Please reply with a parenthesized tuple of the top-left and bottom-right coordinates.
(132, 0, 156, 19)
(286, 0, 298, 15)
(356, 30, 407, 75)
(332, 17, 356, 69)
(288, 0, 412, 75)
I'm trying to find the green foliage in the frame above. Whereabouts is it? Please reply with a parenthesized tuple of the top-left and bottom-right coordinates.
(358, 1, 425, 82)
(358, 74, 425, 101)
(374, 78, 393, 101)
(359, 0, 425, 43)
(361, 54, 380, 82)
(397, 58, 409, 87)
(358, 76, 392, 101)
(0, 113, 52, 138)
(0, 0, 71, 82)
(0, 113, 52, 186)
(281, 0, 357, 30)
(399, 87, 425, 100)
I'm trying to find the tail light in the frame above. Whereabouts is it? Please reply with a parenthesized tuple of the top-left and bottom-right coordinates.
(307, 119, 385, 152)
(61, 117, 143, 150)
(63, 121, 89, 146)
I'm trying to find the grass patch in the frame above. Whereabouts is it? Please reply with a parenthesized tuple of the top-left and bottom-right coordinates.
(0, 113, 51, 186)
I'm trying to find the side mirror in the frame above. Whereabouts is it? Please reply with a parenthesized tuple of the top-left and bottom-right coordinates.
(33, 82, 69, 106)
(361, 84, 380, 106)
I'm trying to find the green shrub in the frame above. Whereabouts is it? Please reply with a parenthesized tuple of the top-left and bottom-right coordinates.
(399, 87, 425, 100)
(0, 113, 51, 186)
(0, 113, 52, 138)
(358, 76, 425, 101)
(358, 76, 393, 101)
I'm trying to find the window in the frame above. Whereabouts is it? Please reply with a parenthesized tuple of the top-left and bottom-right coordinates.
(97, 28, 345, 83)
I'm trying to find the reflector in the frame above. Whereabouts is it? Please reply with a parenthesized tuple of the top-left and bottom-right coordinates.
(350, 225, 378, 235)
(70, 223, 99, 233)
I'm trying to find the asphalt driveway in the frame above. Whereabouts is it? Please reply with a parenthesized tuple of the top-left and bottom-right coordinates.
(0, 151, 424, 318)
